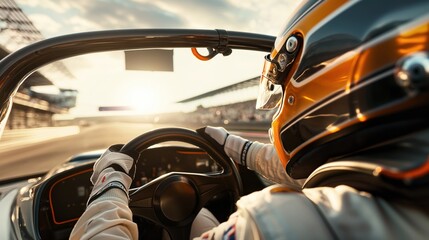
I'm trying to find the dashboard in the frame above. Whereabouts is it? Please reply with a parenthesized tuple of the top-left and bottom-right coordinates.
(34, 146, 221, 239)
(133, 146, 221, 187)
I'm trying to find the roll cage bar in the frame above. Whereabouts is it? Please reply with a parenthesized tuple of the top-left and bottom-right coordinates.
(0, 29, 275, 113)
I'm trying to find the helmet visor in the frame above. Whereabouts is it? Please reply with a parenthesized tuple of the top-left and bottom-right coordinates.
(256, 62, 283, 110)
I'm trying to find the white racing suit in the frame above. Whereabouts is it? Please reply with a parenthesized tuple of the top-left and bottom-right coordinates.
(244, 141, 305, 188)
(196, 184, 429, 240)
(70, 142, 429, 239)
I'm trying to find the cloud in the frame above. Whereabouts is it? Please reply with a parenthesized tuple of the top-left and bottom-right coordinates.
(149, 0, 256, 30)
(15, 0, 76, 13)
(141, 0, 297, 34)
(66, 0, 187, 29)
(23, 13, 62, 36)
(16, 0, 187, 36)
(16, 0, 297, 37)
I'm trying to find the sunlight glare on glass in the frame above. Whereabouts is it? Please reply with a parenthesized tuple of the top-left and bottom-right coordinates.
(122, 87, 159, 114)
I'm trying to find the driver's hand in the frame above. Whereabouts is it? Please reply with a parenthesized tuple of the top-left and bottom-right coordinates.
(87, 144, 137, 205)
(197, 126, 253, 167)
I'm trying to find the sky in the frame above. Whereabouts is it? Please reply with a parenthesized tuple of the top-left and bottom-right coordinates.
(15, 0, 298, 115)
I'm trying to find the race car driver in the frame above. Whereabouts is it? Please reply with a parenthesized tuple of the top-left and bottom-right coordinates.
(71, 0, 429, 239)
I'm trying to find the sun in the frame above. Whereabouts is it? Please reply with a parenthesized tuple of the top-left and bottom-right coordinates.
(121, 87, 160, 114)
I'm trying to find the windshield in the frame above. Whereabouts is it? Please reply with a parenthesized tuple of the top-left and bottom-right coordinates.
(0, 0, 298, 181)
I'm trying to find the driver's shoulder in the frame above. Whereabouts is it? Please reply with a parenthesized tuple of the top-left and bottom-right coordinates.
(235, 185, 334, 239)
(236, 185, 429, 240)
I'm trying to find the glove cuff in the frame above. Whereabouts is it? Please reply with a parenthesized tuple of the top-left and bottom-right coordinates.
(87, 180, 128, 206)
(240, 141, 253, 167)
(87, 169, 132, 206)
(225, 134, 253, 166)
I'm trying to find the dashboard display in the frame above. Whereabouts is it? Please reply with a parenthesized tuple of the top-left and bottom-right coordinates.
(132, 147, 221, 187)
(49, 169, 92, 224)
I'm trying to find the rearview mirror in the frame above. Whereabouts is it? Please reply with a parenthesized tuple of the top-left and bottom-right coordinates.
(124, 49, 174, 72)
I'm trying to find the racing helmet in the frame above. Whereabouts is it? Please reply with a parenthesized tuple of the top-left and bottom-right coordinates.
(257, 0, 429, 179)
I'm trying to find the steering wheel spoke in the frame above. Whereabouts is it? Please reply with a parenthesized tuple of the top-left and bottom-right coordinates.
(184, 172, 236, 206)
(129, 178, 160, 223)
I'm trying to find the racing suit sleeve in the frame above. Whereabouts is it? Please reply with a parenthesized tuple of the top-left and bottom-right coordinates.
(69, 170, 138, 240)
(245, 141, 304, 189)
(69, 189, 137, 239)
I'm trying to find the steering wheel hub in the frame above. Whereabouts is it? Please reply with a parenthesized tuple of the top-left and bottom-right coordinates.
(155, 175, 197, 222)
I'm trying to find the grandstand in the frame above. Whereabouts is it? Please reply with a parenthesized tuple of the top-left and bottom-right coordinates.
(179, 76, 276, 126)
(0, 0, 77, 129)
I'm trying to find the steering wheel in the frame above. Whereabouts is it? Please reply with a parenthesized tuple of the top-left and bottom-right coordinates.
(120, 127, 242, 240)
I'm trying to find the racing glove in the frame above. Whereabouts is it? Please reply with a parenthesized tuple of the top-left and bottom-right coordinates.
(197, 126, 253, 167)
(87, 144, 138, 205)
